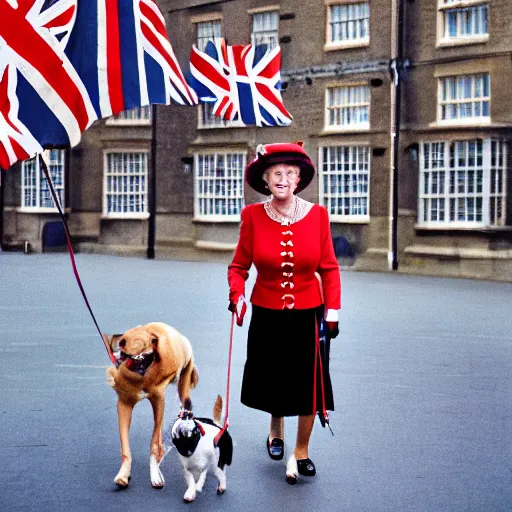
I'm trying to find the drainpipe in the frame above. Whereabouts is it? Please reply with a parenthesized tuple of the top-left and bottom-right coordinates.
(388, 0, 405, 270)
(147, 103, 157, 259)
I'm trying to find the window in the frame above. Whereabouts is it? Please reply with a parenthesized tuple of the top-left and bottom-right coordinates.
(21, 149, 65, 210)
(419, 139, 507, 227)
(106, 106, 151, 125)
(325, 85, 370, 130)
(439, 0, 488, 43)
(252, 11, 279, 50)
(326, 2, 369, 47)
(319, 145, 370, 220)
(194, 152, 245, 220)
(198, 102, 245, 129)
(104, 151, 148, 218)
(197, 19, 222, 52)
(438, 74, 490, 124)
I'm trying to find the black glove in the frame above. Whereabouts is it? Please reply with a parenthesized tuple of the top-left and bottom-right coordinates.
(228, 296, 246, 326)
(326, 321, 339, 339)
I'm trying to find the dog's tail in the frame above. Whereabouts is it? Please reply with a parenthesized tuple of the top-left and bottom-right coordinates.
(183, 397, 193, 411)
(213, 395, 223, 425)
(190, 365, 199, 389)
(178, 359, 199, 404)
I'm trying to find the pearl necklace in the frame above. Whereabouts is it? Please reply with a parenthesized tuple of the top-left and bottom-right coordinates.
(264, 196, 312, 225)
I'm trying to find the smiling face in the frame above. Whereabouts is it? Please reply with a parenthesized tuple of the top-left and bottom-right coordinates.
(263, 164, 301, 201)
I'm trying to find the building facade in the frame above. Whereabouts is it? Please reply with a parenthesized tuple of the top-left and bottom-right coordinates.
(1, 0, 512, 280)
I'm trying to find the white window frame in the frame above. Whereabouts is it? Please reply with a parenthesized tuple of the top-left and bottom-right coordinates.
(318, 145, 370, 222)
(19, 149, 65, 212)
(196, 19, 222, 52)
(325, 0, 370, 51)
(197, 102, 246, 129)
(418, 139, 507, 228)
(194, 151, 246, 222)
(105, 106, 151, 125)
(437, 0, 489, 46)
(251, 9, 279, 51)
(103, 150, 149, 219)
(437, 73, 490, 125)
(324, 84, 370, 131)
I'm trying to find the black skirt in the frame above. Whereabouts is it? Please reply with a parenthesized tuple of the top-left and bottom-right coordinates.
(241, 305, 334, 417)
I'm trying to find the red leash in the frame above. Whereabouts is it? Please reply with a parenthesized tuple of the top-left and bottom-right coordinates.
(40, 154, 117, 365)
(214, 311, 235, 446)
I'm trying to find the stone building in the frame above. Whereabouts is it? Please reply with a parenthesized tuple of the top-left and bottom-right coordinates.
(2, 0, 511, 280)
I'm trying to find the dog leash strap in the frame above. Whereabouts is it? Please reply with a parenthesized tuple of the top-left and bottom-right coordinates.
(40, 154, 117, 366)
(214, 311, 235, 446)
(225, 310, 235, 424)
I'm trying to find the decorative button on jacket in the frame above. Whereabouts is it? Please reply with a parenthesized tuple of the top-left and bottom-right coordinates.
(228, 203, 341, 311)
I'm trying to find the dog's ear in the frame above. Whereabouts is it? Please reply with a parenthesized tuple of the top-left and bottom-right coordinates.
(104, 334, 124, 351)
(149, 332, 161, 362)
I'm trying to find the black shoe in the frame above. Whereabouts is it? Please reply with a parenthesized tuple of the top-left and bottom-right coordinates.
(267, 436, 284, 461)
(297, 458, 316, 477)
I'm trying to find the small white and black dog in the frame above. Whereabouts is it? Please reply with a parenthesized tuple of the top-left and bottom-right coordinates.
(165, 396, 233, 503)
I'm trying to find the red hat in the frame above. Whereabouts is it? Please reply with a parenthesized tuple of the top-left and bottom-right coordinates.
(245, 142, 315, 196)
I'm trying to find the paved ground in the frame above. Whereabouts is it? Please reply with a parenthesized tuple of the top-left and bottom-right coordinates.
(1, 252, 511, 512)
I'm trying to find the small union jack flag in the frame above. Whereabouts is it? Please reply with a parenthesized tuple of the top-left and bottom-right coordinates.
(0, 0, 198, 170)
(189, 39, 292, 127)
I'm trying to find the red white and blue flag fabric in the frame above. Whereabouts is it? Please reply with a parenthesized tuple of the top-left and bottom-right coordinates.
(0, 0, 198, 170)
(189, 39, 292, 127)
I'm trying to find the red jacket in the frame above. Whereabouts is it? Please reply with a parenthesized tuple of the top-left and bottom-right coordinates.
(228, 203, 341, 311)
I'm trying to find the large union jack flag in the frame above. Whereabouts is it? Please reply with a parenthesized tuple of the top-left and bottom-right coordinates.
(0, 0, 198, 170)
(189, 39, 292, 127)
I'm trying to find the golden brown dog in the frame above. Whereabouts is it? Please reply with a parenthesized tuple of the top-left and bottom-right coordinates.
(105, 322, 198, 488)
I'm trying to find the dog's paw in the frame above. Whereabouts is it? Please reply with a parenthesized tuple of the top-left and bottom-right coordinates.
(285, 454, 298, 485)
(184, 489, 196, 503)
(216, 485, 226, 495)
(150, 455, 165, 488)
(114, 474, 130, 488)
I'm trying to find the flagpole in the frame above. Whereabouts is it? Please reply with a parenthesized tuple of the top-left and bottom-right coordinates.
(0, 168, 4, 251)
(147, 103, 157, 259)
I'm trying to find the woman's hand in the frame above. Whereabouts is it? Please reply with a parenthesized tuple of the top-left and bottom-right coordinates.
(228, 295, 247, 326)
(326, 321, 339, 339)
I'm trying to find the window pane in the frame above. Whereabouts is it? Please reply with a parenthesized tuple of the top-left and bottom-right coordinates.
(252, 11, 279, 50)
(419, 139, 507, 227)
(444, 5, 489, 39)
(319, 146, 369, 217)
(326, 85, 370, 129)
(21, 150, 65, 209)
(329, 2, 369, 43)
(439, 74, 490, 122)
(105, 152, 148, 215)
(194, 152, 246, 218)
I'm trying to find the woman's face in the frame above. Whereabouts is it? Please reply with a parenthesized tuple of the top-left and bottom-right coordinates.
(264, 164, 301, 200)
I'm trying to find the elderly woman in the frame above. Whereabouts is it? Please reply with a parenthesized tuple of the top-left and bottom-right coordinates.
(228, 142, 341, 484)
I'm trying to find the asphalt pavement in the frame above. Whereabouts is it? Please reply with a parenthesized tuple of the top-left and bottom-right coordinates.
(1, 252, 511, 512)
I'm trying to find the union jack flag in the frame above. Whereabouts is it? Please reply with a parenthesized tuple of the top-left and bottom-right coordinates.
(189, 39, 292, 127)
(0, 0, 198, 170)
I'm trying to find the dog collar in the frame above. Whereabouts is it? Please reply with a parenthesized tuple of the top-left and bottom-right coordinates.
(177, 409, 206, 436)
(118, 351, 155, 376)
